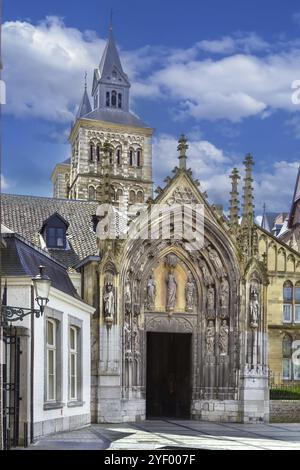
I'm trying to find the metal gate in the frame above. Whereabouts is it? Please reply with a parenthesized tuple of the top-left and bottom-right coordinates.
(2, 325, 21, 450)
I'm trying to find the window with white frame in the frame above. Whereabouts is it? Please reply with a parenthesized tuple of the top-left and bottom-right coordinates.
(282, 335, 300, 380)
(46, 319, 57, 401)
(69, 326, 78, 400)
(283, 281, 293, 323)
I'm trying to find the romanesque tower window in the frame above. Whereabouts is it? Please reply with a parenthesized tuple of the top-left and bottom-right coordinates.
(118, 93, 122, 109)
(137, 149, 142, 167)
(106, 91, 110, 107)
(90, 144, 94, 162)
(111, 90, 117, 107)
(89, 186, 96, 200)
(137, 191, 144, 203)
(129, 190, 136, 204)
(116, 188, 123, 201)
(96, 144, 101, 162)
(96, 186, 101, 201)
(116, 147, 122, 165)
(129, 148, 134, 166)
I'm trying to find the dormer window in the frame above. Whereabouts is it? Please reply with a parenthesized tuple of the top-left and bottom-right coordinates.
(40, 213, 69, 250)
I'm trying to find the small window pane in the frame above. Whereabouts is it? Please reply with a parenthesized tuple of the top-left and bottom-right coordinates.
(295, 287, 300, 303)
(283, 285, 293, 302)
(283, 358, 291, 379)
(56, 228, 64, 247)
(70, 328, 76, 350)
(47, 321, 54, 346)
(283, 304, 292, 323)
(295, 305, 300, 323)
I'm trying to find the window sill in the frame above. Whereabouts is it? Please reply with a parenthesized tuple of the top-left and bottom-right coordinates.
(43, 401, 65, 410)
(67, 400, 85, 408)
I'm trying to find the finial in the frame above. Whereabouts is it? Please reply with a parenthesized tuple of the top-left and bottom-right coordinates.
(177, 134, 189, 170)
(109, 9, 113, 32)
(84, 71, 87, 90)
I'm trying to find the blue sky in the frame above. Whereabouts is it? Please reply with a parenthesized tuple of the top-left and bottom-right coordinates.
(3, 0, 300, 214)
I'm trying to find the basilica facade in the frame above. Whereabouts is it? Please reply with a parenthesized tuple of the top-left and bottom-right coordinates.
(2, 26, 300, 429)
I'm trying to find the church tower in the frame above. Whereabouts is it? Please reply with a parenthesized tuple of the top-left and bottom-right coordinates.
(52, 25, 154, 206)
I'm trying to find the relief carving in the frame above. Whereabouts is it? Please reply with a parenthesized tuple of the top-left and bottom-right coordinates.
(166, 272, 177, 311)
(103, 282, 115, 324)
(207, 246, 226, 278)
(206, 320, 215, 355)
(206, 285, 216, 320)
(185, 272, 196, 311)
(146, 271, 157, 310)
(220, 277, 229, 319)
(250, 285, 260, 328)
(219, 319, 229, 355)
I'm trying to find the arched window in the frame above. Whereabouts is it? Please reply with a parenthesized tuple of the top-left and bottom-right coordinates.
(88, 186, 96, 200)
(106, 92, 110, 107)
(116, 188, 123, 201)
(109, 150, 113, 165)
(283, 281, 293, 323)
(118, 93, 122, 109)
(111, 90, 117, 107)
(137, 191, 144, 203)
(136, 149, 142, 167)
(90, 144, 94, 162)
(129, 190, 136, 204)
(96, 186, 101, 201)
(96, 144, 101, 162)
(129, 148, 134, 166)
(116, 147, 122, 165)
(283, 335, 293, 380)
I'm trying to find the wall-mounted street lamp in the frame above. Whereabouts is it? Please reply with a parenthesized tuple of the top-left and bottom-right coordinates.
(0, 266, 51, 325)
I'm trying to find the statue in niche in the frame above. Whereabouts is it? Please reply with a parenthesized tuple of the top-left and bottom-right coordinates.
(206, 320, 215, 354)
(166, 271, 177, 311)
(206, 285, 215, 319)
(124, 314, 131, 354)
(132, 322, 140, 356)
(219, 319, 229, 355)
(208, 246, 225, 277)
(199, 260, 213, 286)
(185, 272, 196, 311)
(124, 277, 132, 314)
(146, 271, 156, 309)
(103, 282, 114, 321)
(220, 277, 229, 318)
(250, 286, 260, 328)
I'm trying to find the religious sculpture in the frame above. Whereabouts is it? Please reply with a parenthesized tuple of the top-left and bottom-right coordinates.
(146, 271, 156, 309)
(124, 277, 132, 314)
(208, 246, 225, 278)
(185, 272, 196, 311)
(219, 319, 229, 355)
(124, 314, 131, 354)
(103, 282, 114, 323)
(220, 277, 229, 318)
(206, 320, 215, 354)
(166, 272, 177, 311)
(199, 260, 213, 286)
(206, 285, 215, 319)
(250, 286, 260, 328)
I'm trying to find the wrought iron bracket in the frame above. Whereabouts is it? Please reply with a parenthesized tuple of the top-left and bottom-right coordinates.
(1, 305, 42, 325)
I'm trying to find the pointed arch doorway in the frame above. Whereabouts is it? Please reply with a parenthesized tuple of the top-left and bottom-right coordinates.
(146, 331, 192, 419)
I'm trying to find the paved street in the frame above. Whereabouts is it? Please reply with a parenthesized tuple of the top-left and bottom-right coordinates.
(28, 420, 300, 450)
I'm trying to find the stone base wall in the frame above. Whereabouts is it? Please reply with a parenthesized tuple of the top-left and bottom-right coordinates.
(192, 400, 242, 422)
(33, 413, 91, 441)
(270, 400, 300, 422)
(97, 398, 145, 423)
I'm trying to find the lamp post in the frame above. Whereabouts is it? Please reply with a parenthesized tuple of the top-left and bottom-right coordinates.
(0, 266, 51, 325)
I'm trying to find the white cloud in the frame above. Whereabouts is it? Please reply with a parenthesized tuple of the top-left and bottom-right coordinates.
(153, 134, 299, 212)
(1, 174, 12, 190)
(4, 16, 300, 125)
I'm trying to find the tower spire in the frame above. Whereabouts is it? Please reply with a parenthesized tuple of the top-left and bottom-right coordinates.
(242, 153, 255, 226)
(229, 167, 240, 231)
(76, 73, 92, 119)
(177, 134, 188, 170)
(261, 203, 270, 231)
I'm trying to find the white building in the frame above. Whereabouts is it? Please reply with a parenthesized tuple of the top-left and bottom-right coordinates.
(1, 231, 94, 446)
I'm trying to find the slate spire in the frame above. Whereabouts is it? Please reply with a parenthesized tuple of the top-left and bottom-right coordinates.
(76, 73, 92, 119)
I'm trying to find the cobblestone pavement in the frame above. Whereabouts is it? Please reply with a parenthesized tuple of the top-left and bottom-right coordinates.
(29, 420, 300, 450)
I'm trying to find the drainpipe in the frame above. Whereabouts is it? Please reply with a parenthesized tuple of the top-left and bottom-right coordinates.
(30, 286, 34, 443)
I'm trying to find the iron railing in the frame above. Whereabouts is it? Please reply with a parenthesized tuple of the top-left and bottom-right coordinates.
(269, 372, 300, 400)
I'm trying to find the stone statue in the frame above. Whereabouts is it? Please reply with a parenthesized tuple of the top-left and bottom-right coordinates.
(124, 277, 132, 314)
(208, 246, 225, 278)
(199, 261, 213, 286)
(103, 282, 114, 320)
(124, 314, 131, 354)
(133, 324, 140, 355)
(219, 319, 229, 355)
(250, 287, 260, 327)
(185, 272, 196, 311)
(166, 272, 177, 310)
(206, 285, 215, 319)
(146, 272, 156, 309)
(220, 277, 229, 319)
(206, 320, 215, 354)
